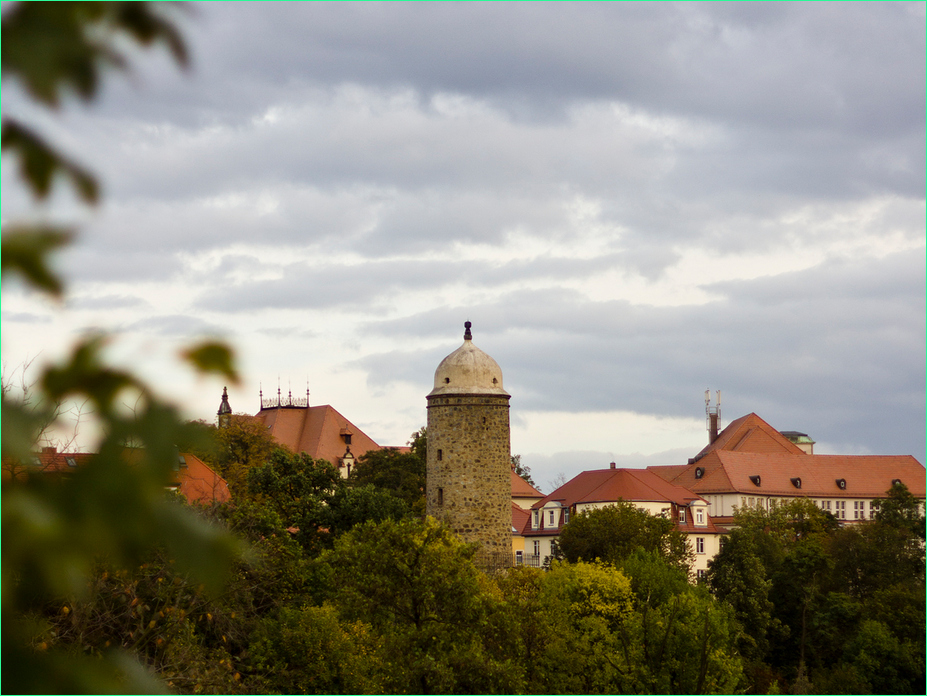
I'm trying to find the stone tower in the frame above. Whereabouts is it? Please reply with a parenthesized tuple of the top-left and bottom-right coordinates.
(426, 321, 511, 567)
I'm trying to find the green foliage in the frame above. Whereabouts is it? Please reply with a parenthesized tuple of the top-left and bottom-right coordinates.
(247, 449, 342, 554)
(1, 4, 243, 692)
(871, 481, 925, 540)
(555, 500, 695, 574)
(705, 491, 925, 693)
(707, 529, 781, 662)
(2, 1, 187, 108)
(327, 483, 409, 536)
(511, 453, 536, 487)
(207, 415, 280, 497)
(0, 226, 73, 297)
(322, 517, 522, 694)
(180, 342, 239, 385)
(350, 429, 427, 515)
(249, 605, 385, 694)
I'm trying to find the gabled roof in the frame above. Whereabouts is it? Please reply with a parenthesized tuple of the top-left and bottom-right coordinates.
(511, 503, 530, 534)
(251, 404, 382, 466)
(694, 413, 805, 459)
(4, 448, 231, 504)
(511, 470, 544, 499)
(531, 467, 704, 510)
(173, 453, 231, 504)
(656, 450, 925, 499)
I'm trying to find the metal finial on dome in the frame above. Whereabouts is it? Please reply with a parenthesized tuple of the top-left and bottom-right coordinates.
(464, 320, 472, 341)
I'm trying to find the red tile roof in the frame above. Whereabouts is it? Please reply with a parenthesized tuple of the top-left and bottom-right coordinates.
(173, 453, 231, 504)
(532, 467, 704, 510)
(656, 450, 925, 499)
(694, 412, 805, 458)
(4, 448, 231, 504)
(511, 503, 530, 533)
(511, 470, 543, 499)
(250, 404, 383, 466)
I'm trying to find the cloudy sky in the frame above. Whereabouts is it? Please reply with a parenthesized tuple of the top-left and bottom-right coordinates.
(3, 2, 924, 490)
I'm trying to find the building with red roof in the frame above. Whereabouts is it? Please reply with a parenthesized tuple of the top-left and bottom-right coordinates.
(222, 387, 395, 477)
(4, 446, 230, 505)
(511, 469, 544, 510)
(515, 464, 725, 578)
(650, 412, 925, 527)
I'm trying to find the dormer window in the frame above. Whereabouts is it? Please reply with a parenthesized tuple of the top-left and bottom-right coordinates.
(749, 475, 761, 487)
(65, 457, 77, 468)
(892, 478, 902, 487)
(836, 478, 847, 490)
(790, 477, 802, 489)
(694, 467, 704, 479)
(695, 507, 705, 526)
(678, 508, 686, 524)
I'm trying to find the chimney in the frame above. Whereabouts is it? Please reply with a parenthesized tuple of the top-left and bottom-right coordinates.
(705, 389, 721, 444)
(41, 446, 57, 454)
(610, 461, 616, 470)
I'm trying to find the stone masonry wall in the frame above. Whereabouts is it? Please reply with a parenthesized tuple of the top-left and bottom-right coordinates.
(426, 394, 511, 557)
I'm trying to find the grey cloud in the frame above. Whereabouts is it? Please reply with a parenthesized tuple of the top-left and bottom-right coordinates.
(122, 314, 225, 337)
(0, 312, 53, 325)
(354, 251, 925, 458)
(67, 294, 150, 311)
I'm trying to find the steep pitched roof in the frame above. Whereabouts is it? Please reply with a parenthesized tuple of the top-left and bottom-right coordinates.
(658, 450, 925, 499)
(252, 404, 382, 466)
(532, 467, 703, 510)
(511, 470, 544, 499)
(694, 412, 805, 459)
(4, 448, 231, 504)
(173, 453, 231, 504)
(511, 503, 530, 534)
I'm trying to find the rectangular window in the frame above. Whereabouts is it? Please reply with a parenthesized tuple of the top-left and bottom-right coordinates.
(437, 488, 443, 506)
(836, 500, 846, 519)
(740, 497, 746, 509)
(436, 449, 443, 461)
(549, 510, 555, 526)
(515, 551, 523, 566)
(695, 508, 705, 525)
(533, 540, 540, 557)
(824, 500, 831, 511)
(696, 537, 705, 554)
(564, 509, 570, 525)
(678, 508, 686, 524)
(854, 500, 866, 519)
(532, 510, 539, 529)
(696, 569, 707, 581)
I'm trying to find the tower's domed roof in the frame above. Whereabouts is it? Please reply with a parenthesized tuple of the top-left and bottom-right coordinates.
(428, 322, 509, 397)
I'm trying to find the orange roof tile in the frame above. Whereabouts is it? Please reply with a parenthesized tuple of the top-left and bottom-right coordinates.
(174, 453, 231, 504)
(660, 450, 924, 499)
(694, 413, 805, 458)
(6, 448, 231, 504)
(511, 503, 530, 533)
(252, 404, 382, 466)
(532, 467, 704, 510)
(511, 470, 543, 498)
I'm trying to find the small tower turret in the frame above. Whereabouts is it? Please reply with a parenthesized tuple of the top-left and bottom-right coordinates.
(217, 386, 233, 429)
